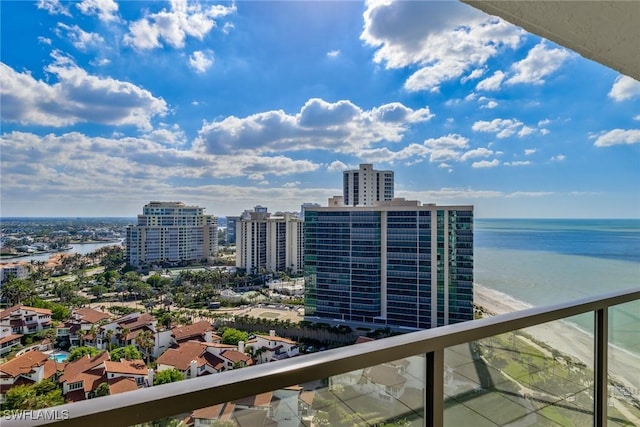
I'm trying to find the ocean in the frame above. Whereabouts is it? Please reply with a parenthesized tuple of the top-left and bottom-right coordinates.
(474, 218, 640, 355)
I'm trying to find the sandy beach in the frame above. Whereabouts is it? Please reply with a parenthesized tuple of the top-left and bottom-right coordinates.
(474, 283, 640, 398)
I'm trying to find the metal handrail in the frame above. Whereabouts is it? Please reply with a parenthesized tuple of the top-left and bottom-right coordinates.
(4, 287, 639, 427)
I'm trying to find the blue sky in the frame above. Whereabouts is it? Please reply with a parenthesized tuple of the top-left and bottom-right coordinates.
(1, 0, 639, 218)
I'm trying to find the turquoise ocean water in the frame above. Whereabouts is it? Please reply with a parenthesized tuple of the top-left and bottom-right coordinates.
(474, 218, 640, 355)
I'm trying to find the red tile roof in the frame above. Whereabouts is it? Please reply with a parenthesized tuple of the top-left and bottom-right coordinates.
(59, 352, 110, 385)
(156, 341, 206, 371)
(192, 404, 224, 420)
(0, 350, 49, 377)
(0, 305, 52, 319)
(103, 360, 147, 375)
(73, 308, 111, 324)
(0, 333, 22, 345)
(172, 320, 212, 342)
(108, 377, 139, 395)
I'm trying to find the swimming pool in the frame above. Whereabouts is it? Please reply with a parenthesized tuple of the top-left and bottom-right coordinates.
(48, 353, 68, 363)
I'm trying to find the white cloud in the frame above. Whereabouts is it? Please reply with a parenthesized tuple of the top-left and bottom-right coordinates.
(472, 159, 500, 168)
(461, 68, 486, 84)
(76, 0, 119, 23)
(472, 118, 524, 138)
(524, 149, 536, 155)
(282, 182, 300, 188)
(518, 126, 534, 137)
(0, 52, 167, 130)
(476, 70, 505, 91)
(608, 75, 640, 101)
(361, 1, 523, 92)
(594, 129, 640, 147)
(90, 58, 111, 67)
(38, 37, 52, 45)
(504, 160, 531, 166)
(56, 23, 105, 50)
(124, 0, 236, 50)
(635, 115, 640, 121)
(37, 0, 71, 16)
(327, 160, 348, 172)
(551, 154, 566, 161)
(327, 50, 340, 58)
(538, 119, 551, 126)
(195, 98, 434, 155)
(222, 22, 235, 35)
(460, 147, 493, 161)
(189, 50, 214, 73)
(507, 42, 571, 85)
(481, 100, 498, 109)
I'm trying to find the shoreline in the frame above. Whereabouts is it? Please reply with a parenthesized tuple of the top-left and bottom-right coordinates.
(474, 282, 640, 396)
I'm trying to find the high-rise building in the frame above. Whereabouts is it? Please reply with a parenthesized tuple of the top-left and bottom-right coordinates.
(236, 207, 304, 274)
(125, 201, 218, 269)
(225, 216, 240, 245)
(343, 163, 394, 207)
(304, 199, 473, 330)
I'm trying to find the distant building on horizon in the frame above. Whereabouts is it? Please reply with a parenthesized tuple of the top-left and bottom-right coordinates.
(304, 198, 473, 330)
(235, 207, 304, 275)
(343, 163, 394, 207)
(225, 216, 240, 245)
(125, 201, 218, 270)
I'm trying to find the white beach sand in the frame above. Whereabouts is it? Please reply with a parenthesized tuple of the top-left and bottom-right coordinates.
(474, 283, 640, 397)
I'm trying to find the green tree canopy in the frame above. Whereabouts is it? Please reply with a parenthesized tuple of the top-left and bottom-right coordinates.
(1, 278, 36, 305)
(68, 346, 102, 362)
(110, 345, 142, 361)
(154, 369, 184, 386)
(3, 379, 64, 410)
(25, 297, 70, 321)
(221, 328, 248, 345)
(95, 382, 110, 397)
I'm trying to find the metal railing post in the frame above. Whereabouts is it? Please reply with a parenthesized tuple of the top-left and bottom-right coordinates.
(594, 308, 608, 427)
(425, 349, 444, 427)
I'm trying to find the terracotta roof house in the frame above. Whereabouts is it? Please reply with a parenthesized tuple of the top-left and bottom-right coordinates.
(0, 324, 22, 356)
(0, 350, 63, 395)
(246, 330, 299, 363)
(171, 321, 220, 344)
(58, 352, 151, 401)
(99, 312, 172, 357)
(156, 341, 225, 379)
(57, 308, 111, 348)
(0, 305, 52, 335)
(190, 388, 315, 427)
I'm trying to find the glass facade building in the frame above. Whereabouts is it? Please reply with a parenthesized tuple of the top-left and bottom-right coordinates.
(305, 201, 473, 329)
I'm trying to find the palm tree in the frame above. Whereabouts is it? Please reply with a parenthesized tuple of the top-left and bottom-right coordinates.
(135, 330, 154, 364)
(105, 329, 114, 351)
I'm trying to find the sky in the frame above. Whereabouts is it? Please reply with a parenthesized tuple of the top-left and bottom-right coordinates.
(1, 0, 639, 219)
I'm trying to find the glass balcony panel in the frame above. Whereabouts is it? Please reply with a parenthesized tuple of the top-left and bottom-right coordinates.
(445, 315, 597, 426)
(608, 301, 640, 427)
(135, 356, 426, 427)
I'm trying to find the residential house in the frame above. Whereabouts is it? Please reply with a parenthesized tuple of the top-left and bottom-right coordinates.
(0, 305, 52, 335)
(58, 352, 151, 402)
(0, 324, 22, 356)
(56, 307, 111, 348)
(189, 387, 315, 427)
(100, 312, 172, 358)
(171, 320, 220, 345)
(0, 350, 63, 398)
(247, 330, 299, 363)
(156, 340, 253, 378)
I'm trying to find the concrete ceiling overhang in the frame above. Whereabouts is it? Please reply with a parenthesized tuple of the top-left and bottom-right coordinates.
(462, 1, 640, 81)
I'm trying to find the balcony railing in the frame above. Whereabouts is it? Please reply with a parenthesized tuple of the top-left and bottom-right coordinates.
(3, 287, 639, 427)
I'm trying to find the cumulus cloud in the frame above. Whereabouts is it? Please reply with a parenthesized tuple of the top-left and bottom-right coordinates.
(461, 68, 486, 84)
(327, 160, 349, 172)
(524, 149, 536, 155)
(188, 50, 214, 73)
(195, 98, 434, 155)
(504, 160, 531, 166)
(56, 23, 105, 50)
(472, 159, 500, 168)
(507, 42, 571, 85)
(124, 0, 236, 49)
(460, 147, 493, 161)
(327, 50, 340, 58)
(76, 0, 119, 23)
(481, 100, 498, 109)
(0, 52, 167, 129)
(361, 1, 523, 92)
(594, 129, 640, 147)
(472, 118, 524, 138)
(37, 0, 71, 16)
(476, 70, 505, 91)
(38, 37, 52, 45)
(608, 75, 640, 101)
(551, 154, 566, 161)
